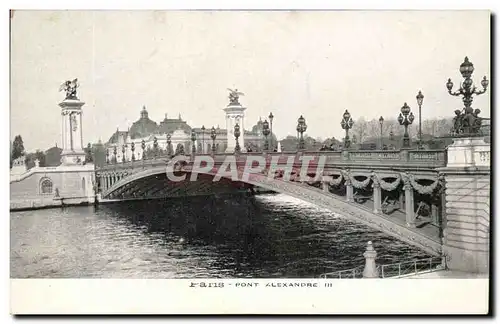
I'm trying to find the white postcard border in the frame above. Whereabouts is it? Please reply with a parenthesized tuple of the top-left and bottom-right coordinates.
(10, 278, 489, 314)
(4, 0, 498, 319)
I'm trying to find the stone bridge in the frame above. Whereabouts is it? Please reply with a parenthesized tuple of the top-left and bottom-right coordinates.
(96, 149, 447, 256)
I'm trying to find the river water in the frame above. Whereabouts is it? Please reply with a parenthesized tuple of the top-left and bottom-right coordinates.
(10, 193, 430, 278)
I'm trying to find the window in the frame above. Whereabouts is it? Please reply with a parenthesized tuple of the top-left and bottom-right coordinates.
(40, 178, 53, 194)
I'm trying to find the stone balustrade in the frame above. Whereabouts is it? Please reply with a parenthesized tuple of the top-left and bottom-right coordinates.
(97, 148, 447, 172)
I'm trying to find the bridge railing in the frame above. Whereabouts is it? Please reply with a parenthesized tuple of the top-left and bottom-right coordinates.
(379, 257, 444, 278)
(319, 256, 443, 279)
(96, 148, 447, 171)
(344, 149, 446, 166)
(320, 265, 365, 279)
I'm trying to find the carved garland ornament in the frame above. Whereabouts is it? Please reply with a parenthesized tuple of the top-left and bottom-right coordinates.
(376, 173, 402, 192)
(408, 174, 439, 195)
(348, 173, 372, 189)
(329, 174, 344, 186)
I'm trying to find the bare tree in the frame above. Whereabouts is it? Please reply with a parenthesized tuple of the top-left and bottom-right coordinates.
(422, 119, 437, 136)
(383, 118, 401, 137)
(366, 118, 394, 139)
(351, 117, 369, 143)
(420, 117, 453, 137)
(435, 118, 453, 137)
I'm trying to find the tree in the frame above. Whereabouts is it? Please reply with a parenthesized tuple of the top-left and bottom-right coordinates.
(351, 117, 369, 144)
(279, 135, 299, 152)
(422, 119, 436, 137)
(11, 135, 25, 161)
(25, 150, 46, 169)
(84, 143, 93, 163)
(9, 140, 13, 168)
(91, 141, 107, 167)
(435, 118, 453, 137)
(45, 145, 62, 166)
(413, 117, 453, 138)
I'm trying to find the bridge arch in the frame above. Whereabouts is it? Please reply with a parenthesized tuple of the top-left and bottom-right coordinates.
(99, 165, 442, 256)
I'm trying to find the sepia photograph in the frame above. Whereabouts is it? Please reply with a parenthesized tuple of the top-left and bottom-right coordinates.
(8, 7, 491, 315)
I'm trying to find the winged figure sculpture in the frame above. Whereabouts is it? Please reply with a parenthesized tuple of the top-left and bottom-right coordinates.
(59, 78, 79, 100)
(227, 88, 244, 105)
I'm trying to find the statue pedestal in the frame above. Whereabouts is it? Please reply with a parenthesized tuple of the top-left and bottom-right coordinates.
(61, 150, 86, 165)
(446, 137, 490, 168)
(224, 103, 247, 153)
(59, 98, 86, 165)
(439, 136, 490, 274)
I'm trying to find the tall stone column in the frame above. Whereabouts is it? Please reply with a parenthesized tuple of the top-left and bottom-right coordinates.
(59, 97, 86, 165)
(431, 204, 439, 226)
(438, 137, 490, 273)
(372, 181, 381, 214)
(403, 174, 415, 228)
(97, 175, 102, 192)
(224, 93, 247, 153)
(345, 178, 353, 202)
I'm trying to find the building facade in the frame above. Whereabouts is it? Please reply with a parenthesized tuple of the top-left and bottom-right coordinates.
(105, 106, 275, 162)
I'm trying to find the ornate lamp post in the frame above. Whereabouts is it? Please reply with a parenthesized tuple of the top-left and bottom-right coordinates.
(131, 142, 135, 161)
(153, 136, 158, 158)
(340, 110, 354, 149)
(268, 112, 274, 150)
(201, 125, 205, 154)
(234, 123, 241, 154)
(378, 116, 384, 150)
(166, 133, 172, 157)
(446, 57, 489, 136)
(113, 146, 117, 164)
(296, 115, 307, 150)
(416, 90, 424, 149)
(210, 126, 217, 155)
(86, 143, 93, 163)
(398, 102, 415, 148)
(191, 129, 197, 155)
(121, 144, 126, 163)
(262, 119, 270, 151)
(389, 128, 395, 150)
(141, 139, 146, 160)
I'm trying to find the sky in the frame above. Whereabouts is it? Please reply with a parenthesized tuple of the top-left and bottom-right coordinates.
(10, 10, 490, 152)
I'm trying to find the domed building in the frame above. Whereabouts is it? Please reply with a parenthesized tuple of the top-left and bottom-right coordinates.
(128, 106, 160, 139)
(105, 105, 274, 163)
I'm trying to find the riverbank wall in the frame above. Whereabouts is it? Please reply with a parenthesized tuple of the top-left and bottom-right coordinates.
(10, 163, 96, 212)
(10, 167, 276, 212)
